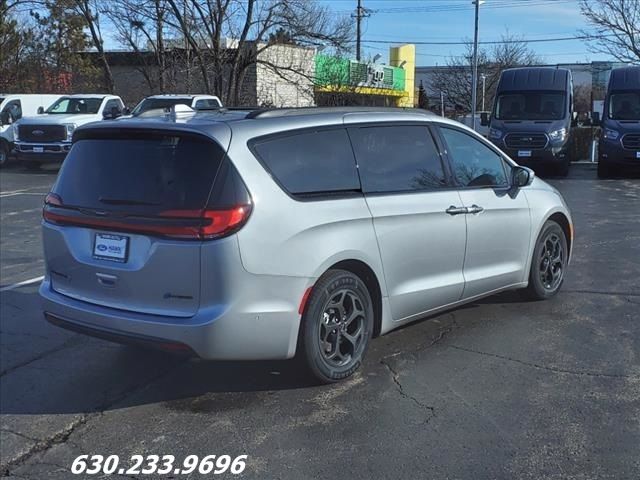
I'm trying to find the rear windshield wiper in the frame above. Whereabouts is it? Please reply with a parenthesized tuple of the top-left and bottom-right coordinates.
(99, 197, 161, 206)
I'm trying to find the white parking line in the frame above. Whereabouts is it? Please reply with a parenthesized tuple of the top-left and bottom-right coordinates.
(3, 207, 42, 216)
(0, 276, 44, 292)
(0, 192, 48, 198)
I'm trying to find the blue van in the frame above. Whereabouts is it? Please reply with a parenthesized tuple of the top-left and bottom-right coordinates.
(486, 67, 574, 176)
(596, 66, 640, 178)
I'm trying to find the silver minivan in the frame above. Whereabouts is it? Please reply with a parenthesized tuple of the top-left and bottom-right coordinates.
(40, 107, 573, 382)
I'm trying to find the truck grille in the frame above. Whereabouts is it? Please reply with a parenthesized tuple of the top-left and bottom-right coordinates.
(18, 124, 66, 142)
(504, 133, 548, 150)
(621, 134, 640, 150)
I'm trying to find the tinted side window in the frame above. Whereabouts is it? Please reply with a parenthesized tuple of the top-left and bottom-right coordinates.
(349, 125, 446, 193)
(195, 98, 221, 109)
(2, 100, 22, 120)
(104, 100, 122, 114)
(251, 129, 360, 197)
(440, 127, 508, 187)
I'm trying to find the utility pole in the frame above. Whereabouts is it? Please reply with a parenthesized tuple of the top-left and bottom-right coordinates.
(481, 73, 487, 111)
(353, 0, 371, 61)
(471, 0, 484, 130)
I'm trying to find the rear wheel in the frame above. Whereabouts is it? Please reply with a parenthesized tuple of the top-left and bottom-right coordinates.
(300, 269, 374, 383)
(522, 220, 567, 300)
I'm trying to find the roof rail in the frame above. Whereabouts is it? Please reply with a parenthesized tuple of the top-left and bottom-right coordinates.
(245, 106, 433, 119)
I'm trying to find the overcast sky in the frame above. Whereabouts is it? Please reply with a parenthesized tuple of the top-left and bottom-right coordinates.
(319, 0, 610, 66)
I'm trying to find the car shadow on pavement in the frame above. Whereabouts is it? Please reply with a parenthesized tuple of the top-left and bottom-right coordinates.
(1, 289, 323, 416)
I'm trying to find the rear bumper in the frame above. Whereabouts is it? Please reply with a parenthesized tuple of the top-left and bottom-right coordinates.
(40, 272, 309, 360)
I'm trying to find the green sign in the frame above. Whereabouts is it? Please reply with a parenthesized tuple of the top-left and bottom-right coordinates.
(315, 54, 406, 91)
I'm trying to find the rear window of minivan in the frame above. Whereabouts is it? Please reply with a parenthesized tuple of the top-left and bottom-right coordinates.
(251, 128, 360, 197)
(53, 131, 226, 215)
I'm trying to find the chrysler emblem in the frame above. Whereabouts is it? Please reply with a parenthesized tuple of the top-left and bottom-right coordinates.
(32, 129, 45, 136)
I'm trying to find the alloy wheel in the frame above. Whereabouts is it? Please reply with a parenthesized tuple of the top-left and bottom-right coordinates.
(538, 232, 564, 291)
(318, 289, 366, 368)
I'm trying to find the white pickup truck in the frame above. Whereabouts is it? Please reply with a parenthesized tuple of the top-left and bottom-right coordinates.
(130, 94, 222, 116)
(14, 94, 124, 169)
(0, 94, 62, 167)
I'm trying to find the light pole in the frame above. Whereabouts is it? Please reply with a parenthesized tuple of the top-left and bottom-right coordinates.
(441, 91, 445, 117)
(481, 73, 487, 112)
(471, 0, 484, 130)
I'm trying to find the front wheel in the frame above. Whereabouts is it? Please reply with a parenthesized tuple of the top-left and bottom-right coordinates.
(555, 159, 570, 177)
(522, 220, 568, 300)
(300, 269, 374, 383)
(597, 161, 612, 179)
(0, 143, 9, 168)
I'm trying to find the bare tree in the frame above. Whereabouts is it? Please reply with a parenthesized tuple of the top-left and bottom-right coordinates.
(430, 33, 541, 114)
(72, 0, 114, 92)
(160, 0, 351, 105)
(579, 0, 640, 63)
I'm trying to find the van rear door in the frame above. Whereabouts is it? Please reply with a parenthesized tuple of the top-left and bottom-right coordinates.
(42, 128, 230, 317)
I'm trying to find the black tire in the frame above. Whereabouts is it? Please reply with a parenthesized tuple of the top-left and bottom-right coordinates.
(555, 159, 570, 177)
(300, 269, 374, 383)
(522, 220, 568, 301)
(597, 161, 612, 179)
(0, 143, 9, 168)
(24, 160, 41, 171)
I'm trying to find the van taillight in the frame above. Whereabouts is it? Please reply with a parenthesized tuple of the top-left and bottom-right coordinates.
(42, 204, 252, 241)
(159, 205, 252, 239)
(44, 193, 63, 206)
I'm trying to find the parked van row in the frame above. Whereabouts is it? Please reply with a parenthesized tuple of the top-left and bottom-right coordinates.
(0, 93, 222, 169)
(480, 65, 639, 178)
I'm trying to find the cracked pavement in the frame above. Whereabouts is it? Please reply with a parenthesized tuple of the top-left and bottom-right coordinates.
(1, 164, 639, 479)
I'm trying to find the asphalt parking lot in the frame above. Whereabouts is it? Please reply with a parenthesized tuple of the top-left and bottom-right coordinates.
(1, 163, 639, 479)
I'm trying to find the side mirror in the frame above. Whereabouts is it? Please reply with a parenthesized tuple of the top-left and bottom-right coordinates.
(0, 111, 11, 126)
(122, 107, 131, 116)
(37, 106, 44, 114)
(104, 107, 120, 119)
(591, 112, 601, 126)
(571, 111, 578, 127)
(480, 112, 489, 126)
(512, 165, 535, 188)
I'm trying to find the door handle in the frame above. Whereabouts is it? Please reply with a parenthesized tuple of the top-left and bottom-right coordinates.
(446, 205, 468, 216)
(467, 204, 484, 214)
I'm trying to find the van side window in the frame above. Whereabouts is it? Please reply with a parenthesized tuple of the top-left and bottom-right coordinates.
(2, 100, 22, 121)
(439, 127, 508, 188)
(104, 99, 122, 115)
(349, 125, 446, 193)
(251, 129, 360, 197)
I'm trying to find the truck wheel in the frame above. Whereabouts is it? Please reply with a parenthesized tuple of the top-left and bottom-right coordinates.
(24, 161, 41, 171)
(0, 143, 8, 168)
(555, 159, 570, 177)
(597, 161, 612, 179)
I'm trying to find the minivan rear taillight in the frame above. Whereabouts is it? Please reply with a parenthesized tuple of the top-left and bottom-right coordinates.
(42, 204, 252, 240)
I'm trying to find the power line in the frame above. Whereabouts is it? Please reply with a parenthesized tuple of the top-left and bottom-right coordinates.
(350, 33, 622, 46)
(335, 0, 576, 14)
